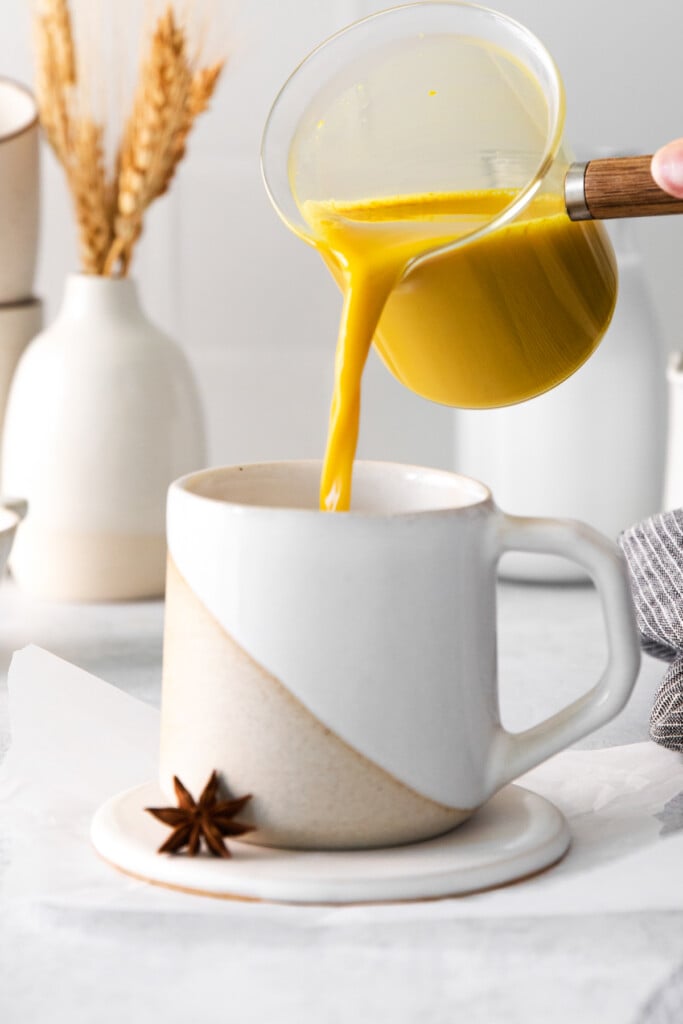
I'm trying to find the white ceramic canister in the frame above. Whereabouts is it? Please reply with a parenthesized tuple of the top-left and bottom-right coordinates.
(2, 274, 206, 601)
(454, 218, 667, 582)
(663, 354, 683, 511)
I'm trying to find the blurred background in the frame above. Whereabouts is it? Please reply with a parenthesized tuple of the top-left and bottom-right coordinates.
(0, 0, 681, 470)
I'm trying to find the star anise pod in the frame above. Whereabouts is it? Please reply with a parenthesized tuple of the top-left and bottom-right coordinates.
(145, 771, 253, 858)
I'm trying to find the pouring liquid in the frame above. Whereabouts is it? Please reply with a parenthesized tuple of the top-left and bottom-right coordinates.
(301, 189, 617, 512)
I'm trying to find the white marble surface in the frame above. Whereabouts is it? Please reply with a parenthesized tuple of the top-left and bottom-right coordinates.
(0, 575, 681, 1024)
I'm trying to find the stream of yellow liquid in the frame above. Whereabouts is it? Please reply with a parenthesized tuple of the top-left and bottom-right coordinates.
(301, 190, 617, 512)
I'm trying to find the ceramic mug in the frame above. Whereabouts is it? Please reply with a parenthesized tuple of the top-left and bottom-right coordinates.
(160, 461, 640, 850)
(0, 298, 42, 482)
(0, 78, 39, 305)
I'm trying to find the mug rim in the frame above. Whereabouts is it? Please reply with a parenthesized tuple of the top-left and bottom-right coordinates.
(0, 77, 39, 145)
(171, 459, 494, 518)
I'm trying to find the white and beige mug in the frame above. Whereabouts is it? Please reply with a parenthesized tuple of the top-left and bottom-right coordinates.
(0, 78, 39, 305)
(160, 461, 640, 850)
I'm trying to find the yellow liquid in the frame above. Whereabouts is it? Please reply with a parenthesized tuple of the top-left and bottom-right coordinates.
(301, 190, 617, 511)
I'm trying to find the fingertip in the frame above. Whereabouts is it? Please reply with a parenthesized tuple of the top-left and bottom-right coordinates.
(652, 140, 683, 198)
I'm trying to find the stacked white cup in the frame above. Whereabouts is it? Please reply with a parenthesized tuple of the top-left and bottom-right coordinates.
(0, 77, 41, 481)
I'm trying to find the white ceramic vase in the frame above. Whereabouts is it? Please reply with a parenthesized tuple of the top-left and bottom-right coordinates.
(3, 274, 206, 601)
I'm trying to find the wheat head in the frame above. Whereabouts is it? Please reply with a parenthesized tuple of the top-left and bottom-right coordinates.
(34, 1, 225, 277)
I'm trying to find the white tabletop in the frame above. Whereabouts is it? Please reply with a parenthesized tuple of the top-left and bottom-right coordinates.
(1, 577, 681, 1024)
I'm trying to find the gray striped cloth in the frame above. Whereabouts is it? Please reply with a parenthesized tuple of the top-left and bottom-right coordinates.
(619, 509, 683, 751)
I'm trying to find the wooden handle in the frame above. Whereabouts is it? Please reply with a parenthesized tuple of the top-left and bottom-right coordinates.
(566, 155, 683, 220)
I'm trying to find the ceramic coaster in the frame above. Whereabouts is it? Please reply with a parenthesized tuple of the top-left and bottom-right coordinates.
(91, 782, 570, 905)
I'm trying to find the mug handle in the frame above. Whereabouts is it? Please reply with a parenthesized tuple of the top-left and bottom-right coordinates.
(486, 513, 641, 793)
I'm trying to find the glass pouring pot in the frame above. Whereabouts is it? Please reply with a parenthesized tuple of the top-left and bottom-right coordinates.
(261, 1, 618, 409)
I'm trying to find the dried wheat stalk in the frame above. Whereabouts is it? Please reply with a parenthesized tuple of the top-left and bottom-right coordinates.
(33, 1, 225, 277)
(72, 118, 114, 274)
(46, 0, 76, 85)
(34, 0, 74, 163)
